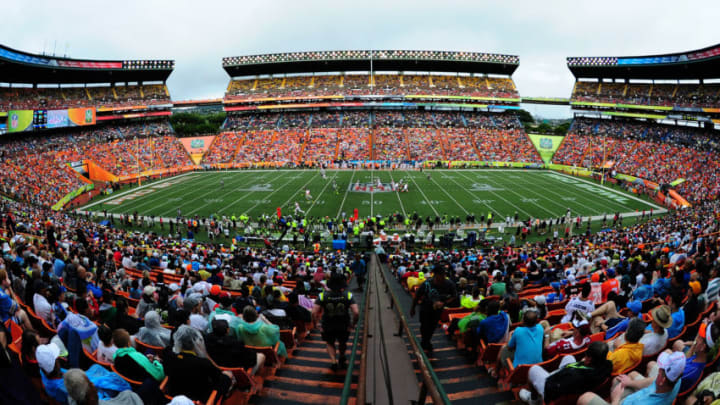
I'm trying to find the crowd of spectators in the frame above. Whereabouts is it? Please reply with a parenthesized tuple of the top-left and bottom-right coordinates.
(0, 195, 369, 404)
(571, 81, 720, 108)
(0, 84, 170, 111)
(224, 74, 520, 100)
(0, 120, 187, 207)
(553, 118, 720, 202)
(392, 195, 720, 405)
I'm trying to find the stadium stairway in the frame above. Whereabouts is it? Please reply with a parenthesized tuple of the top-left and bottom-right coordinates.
(248, 277, 365, 405)
(381, 263, 516, 405)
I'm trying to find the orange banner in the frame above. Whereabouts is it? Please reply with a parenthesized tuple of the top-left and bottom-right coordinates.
(68, 107, 96, 126)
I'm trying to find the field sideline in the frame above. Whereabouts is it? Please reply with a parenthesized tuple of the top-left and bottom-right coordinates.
(79, 169, 664, 222)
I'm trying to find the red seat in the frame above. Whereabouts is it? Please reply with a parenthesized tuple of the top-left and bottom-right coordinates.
(499, 354, 561, 391)
(134, 338, 164, 358)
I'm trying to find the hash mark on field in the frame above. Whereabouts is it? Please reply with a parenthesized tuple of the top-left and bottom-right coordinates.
(387, 170, 407, 217)
(336, 170, 356, 218)
(429, 177, 469, 215)
(403, 171, 440, 216)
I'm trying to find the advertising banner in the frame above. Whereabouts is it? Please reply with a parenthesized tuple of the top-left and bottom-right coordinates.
(6, 110, 33, 132)
(68, 107, 96, 126)
(48, 110, 70, 128)
(527, 134, 565, 164)
(179, 136, 216, 164)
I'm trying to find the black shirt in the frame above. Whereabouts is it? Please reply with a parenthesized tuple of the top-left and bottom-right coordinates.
(205, 334, 257, 369)
(164, 351, 232, 401)
(416, 278, 457, 313)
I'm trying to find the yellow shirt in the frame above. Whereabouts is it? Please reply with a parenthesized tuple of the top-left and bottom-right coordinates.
(608, 342, 644, 374)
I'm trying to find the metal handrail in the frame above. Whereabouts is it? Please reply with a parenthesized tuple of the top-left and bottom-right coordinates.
(377, 255, 451, 405)
(339, 261, 371, 405)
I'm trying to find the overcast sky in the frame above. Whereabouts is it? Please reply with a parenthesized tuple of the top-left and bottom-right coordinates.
(3, 0, 719, 118)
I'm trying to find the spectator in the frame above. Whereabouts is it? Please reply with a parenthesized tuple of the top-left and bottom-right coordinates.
(235, 306, 287, 358)
(562, 282, 595, 323)
(578, 351, 686, 405)
(63, 368, 143, 405)
(134, 311, 171, 349)
(544, 318, 592, 357)
(205, 319, 264, 375)
(164, 325, 233, 402)
(112, 329, 165, 384)
(608, 318, 646, 374)
(96, 325, 117, 364)
(520, 341, 613, 404)
(476, 299, 510, 344)
(499, 310, 543, 373)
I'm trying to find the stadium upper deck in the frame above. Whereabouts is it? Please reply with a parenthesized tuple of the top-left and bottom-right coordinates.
(0, 43, 174, 113)
(568, 42, 720, 112)
(221, 50, 521, 109)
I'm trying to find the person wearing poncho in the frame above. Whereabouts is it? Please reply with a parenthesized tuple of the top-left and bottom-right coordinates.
(234, 306, 287, 357)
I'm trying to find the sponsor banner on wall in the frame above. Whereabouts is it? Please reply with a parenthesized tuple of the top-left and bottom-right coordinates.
(180, 136, 216, 164)
(527, 134, 565, 164)
(6, 110, 33, 132)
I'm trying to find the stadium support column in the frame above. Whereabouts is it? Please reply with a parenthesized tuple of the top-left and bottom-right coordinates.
(601, 133, 606, 185)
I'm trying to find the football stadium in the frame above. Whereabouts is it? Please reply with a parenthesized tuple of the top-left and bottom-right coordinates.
(2, 5, 720, 405)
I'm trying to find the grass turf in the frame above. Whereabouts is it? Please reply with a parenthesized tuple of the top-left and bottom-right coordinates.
(81, 169, 661, 222)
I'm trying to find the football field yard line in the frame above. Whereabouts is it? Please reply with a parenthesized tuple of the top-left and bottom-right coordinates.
(306, 172, 339, 217)
(403, 171, 440, 216)
(484, 172, 592, 216)
(336, 170, 356, 217)
(480, 172, 560, 218)
(453, 171, 534, 219)
(552, 171, 663, 211)
(250, 170, 316, 214)
(438, 173, 504, 218)
(387, 170, 407, 217)
(214, 172, 279, 215)
(121, 172, 236, 214)
(174, 172, 269, 217)
(80, 172, 198, 210)
(429, 176, 469, 215)
(184, 172, 270, 216)
(370, 168, 374, 217)
(508, 173, 621, 215)
(277, 171, 320, 211)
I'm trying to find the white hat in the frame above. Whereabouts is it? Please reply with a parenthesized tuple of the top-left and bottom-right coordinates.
(36, 343, 61, 374)
(143, 285, 156, 296)
(533, 295, 546, 305)
(168, 395, 195, 405)
(658, 351, 686, 383)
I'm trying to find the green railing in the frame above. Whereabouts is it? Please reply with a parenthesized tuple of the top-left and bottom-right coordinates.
(339, 262, 371, 405)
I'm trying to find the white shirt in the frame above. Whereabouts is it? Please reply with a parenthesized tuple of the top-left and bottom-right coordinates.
(33, 293, 54, 325)
(561, 297, 595, 323)
(640, 329, 668, 356)
(97, 342, 117, 364)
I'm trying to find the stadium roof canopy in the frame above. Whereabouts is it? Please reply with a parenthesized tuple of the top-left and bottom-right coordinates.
(222, 50, 519, 77)
(567, 43, 720, 80)
(0, 43, 174, 85)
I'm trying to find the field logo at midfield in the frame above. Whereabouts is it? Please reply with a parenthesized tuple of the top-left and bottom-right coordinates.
(470, 183, 503, 192)
(237, 184, 273, 192)
(104, 176, 197, 206)
(545, 173, 630, 205)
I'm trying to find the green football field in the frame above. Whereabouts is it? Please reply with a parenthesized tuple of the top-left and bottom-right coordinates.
(79, 169, 663, 223)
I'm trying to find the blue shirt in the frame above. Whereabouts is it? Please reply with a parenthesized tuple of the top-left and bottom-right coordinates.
(40, 368, 68, 404)
(622, 379, 680, 405)
(606, 318, 629, 340)
(634, 284, 653, 301)
(546, 292, 564, 304)
(507, 323, 544, 367)
(680, 356, 705, 393)
(652, 278, 671, 298)
(0, 289, 17, 322)
(477, 312, 509, 344)
(667, 309, 685, 339)
(53, 258, 66, 279)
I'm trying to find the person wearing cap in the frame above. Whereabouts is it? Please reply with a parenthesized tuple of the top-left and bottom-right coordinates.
(410, 266, 457, 354)
(638, 305, 672, 356)
(545, 281, 564, 304)
(607, 318, 646, 374)
(578, 351, 686, 405)
(544, 317, 592, 357)
(520, 341, 613, 404)
(604, 300, 643, 340)
(668, 321, 720, 393)
(135, 285, 158, 319)
(36, 342, 69, 403)
(312, 273, 358, 371)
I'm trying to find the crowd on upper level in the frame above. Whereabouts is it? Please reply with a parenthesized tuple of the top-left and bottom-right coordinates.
(0, 84, 171, 111)
(572, 81, 720, 108)
(224, 74, 519, 101)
